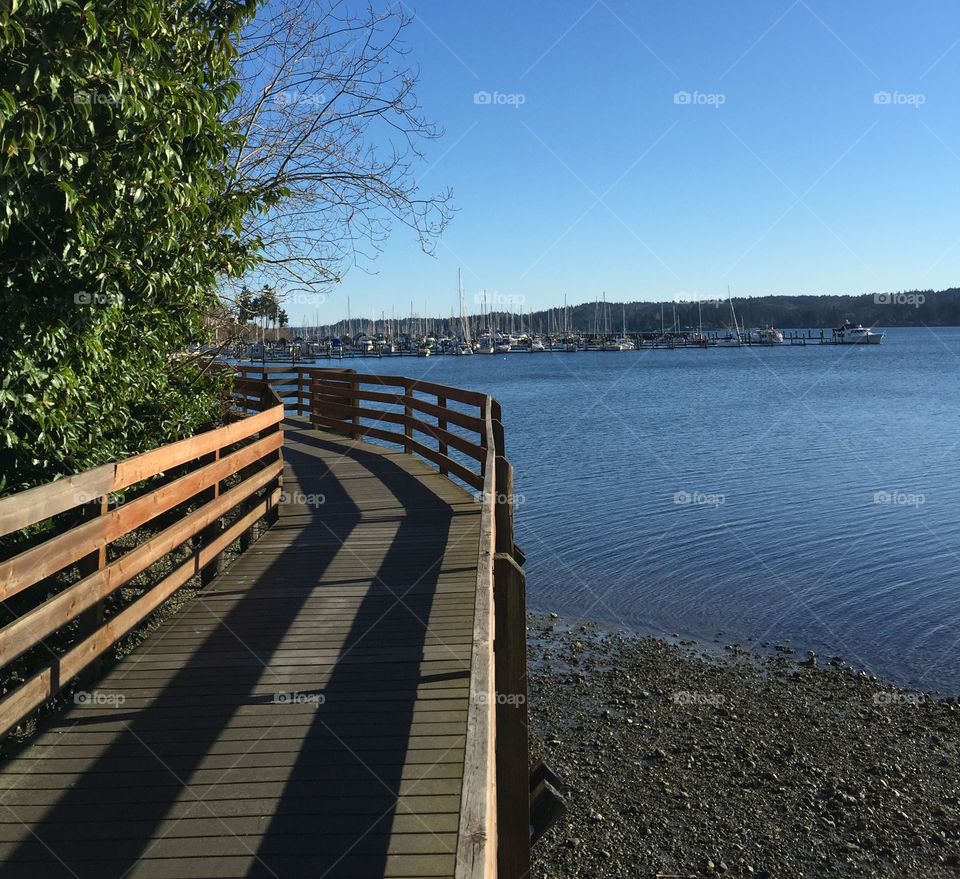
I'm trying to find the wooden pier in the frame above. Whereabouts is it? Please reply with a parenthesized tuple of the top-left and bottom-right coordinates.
(0, 369, 529, 878)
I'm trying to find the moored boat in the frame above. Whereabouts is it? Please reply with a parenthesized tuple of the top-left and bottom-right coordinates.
(747, 326, 784, 345)
(833, 322, 883, 344)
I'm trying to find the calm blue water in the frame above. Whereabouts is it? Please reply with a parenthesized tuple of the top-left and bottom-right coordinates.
(333, 327, 960, 693)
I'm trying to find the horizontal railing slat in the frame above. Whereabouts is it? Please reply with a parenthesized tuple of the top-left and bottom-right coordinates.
(0, 465, 116, 540)
(404, 438, 484, 491)
(406, 378, 486, 407)
(405, 396, 484, 434)
(114, 405, 282, 491)
(0, 431, 283, 602)
(0, 485, 281, 739)
(0, 461, 284, 669)
(411, 422, 487, 463)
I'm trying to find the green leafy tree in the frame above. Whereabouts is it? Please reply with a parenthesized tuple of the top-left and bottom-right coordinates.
(0, 0, 271, 493)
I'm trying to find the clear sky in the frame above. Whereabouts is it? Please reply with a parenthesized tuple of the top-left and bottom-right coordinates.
(297, 0, 960, 325)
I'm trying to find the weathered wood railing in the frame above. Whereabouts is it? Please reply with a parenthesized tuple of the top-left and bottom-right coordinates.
(234, 363, 530, 879)
(0, 379, 284, 739)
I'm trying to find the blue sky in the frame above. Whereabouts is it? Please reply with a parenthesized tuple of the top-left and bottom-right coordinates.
(298, 0, 960, 325)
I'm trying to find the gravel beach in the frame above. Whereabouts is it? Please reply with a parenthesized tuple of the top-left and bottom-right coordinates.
(528, 613, 960, 878)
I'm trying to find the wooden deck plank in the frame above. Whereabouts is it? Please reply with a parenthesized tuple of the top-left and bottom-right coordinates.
(0, 423, 482, 879)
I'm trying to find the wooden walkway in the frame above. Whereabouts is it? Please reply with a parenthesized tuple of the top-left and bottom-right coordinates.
(0, 420, 484, 878)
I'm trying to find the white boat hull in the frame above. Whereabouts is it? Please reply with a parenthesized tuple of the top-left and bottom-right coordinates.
(836, 334, 883, 344)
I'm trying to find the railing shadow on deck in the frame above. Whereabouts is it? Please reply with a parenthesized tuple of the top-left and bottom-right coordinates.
(236, 365, 531, 879)
(2, 426, 459, 878)
(249, 428, 458, 877)
(0, 366, 530, 879)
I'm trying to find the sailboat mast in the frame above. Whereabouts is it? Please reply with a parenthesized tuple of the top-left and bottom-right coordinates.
(727, 285, 741, 341)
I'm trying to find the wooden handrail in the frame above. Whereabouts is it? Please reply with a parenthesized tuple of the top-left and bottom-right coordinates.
(0, 379, 284, 738)
(238, 364, 529, 879)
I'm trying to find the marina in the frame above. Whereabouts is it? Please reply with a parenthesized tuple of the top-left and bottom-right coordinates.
(222, 327, 957, 696)
(222, 325, 885, 363)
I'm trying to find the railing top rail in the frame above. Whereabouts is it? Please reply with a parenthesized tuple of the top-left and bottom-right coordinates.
(0, 382, 283, 540)
(0, 375, 285, 739)
(455, 393, 500, 879)
(301, 368, 490, 408)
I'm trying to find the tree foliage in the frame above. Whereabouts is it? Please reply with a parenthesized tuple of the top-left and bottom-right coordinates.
(0, 0, 452, 495)
(0, 0, 270, 492)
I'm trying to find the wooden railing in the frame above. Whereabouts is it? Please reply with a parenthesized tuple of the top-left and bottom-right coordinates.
(235, 364, 530, 879)
(0, 379, 284, 739)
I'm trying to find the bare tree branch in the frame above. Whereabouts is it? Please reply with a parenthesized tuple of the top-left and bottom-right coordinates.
(228, 0, 454, 298)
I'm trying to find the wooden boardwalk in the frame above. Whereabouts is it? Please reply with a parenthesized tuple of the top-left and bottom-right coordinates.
(0, 420, 484, 878)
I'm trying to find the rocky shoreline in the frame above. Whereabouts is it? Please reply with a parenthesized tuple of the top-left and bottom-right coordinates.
(527, 613, 960, 878)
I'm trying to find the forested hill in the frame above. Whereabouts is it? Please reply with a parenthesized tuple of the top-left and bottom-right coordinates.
(522, 287, 960, 332)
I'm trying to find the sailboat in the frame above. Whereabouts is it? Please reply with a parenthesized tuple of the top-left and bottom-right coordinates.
(599, 293, 623, 350)
(562, 295, 578, 351)
(476, 290, 495, 353)
(715, 286, 742, 347)
(457, 269, 474, 354)
(688, 298, 708, 347)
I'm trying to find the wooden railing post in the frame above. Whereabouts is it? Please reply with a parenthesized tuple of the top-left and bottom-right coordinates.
(351, 374, 361, 440)
(403, 379, 413, 453)
(310, 376, 320, 430)
(493, 552, 530, 879)
(494, 456, 514, 558)
(262, 386, 283, 529)
(437, 395, 448, 475)
(490, 400, 504, 456)
(297, 369, 304, 417)
(198, 448, 222, 587)
(476, 400, 490, 484)
(76, 493, 108, 684)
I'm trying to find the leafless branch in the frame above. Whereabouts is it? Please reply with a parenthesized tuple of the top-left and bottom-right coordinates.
(228, 0, 454, 298)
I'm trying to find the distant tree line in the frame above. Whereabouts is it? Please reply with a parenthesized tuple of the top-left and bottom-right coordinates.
(518, 288, 960, 333)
